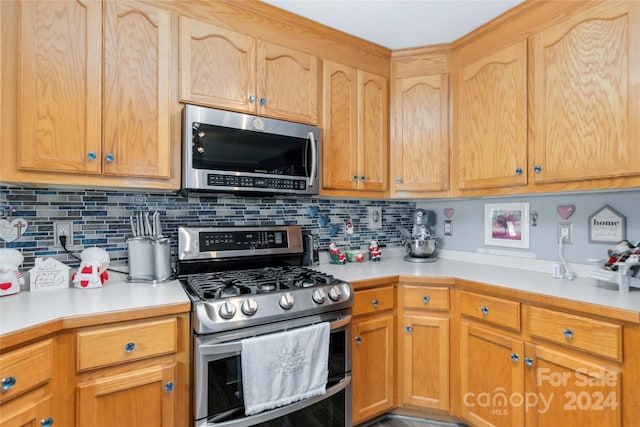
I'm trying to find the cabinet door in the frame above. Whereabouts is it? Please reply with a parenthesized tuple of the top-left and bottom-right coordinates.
(77, 363, 176, 427)
(0, 395, 52, 427)
(358, 71, 388, 192)
(322, 60, 358, 191)
(460, 321, 524, 427)
(456, 40, 527, 190)
(17, 0, 102, 174)
(179, 17, 256, 112)
(392, 73, 449, 193)
(352, 313, 395, 425)
(402, 314, 449, 411)
(524, 343, 621, 427)
(530, 2, 640, 183)
(258, 41, 319, 125)
(103, 1, 171, 179)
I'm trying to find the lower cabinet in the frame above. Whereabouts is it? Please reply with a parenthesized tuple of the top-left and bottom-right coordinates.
(352, 285, 395, 425)
(0, 392, 52, 427)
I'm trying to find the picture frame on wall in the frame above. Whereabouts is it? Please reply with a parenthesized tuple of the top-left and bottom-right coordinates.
(484, 202, 530, 249)
(588, 204, 626, 244)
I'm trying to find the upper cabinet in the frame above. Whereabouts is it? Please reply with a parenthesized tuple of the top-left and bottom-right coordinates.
(2, 0, 178, 189)
(453, 40, 527, 190)
(529, 1, 640, 184)
(321, 60, 388, 196)
(390, 49, 450, 198)
(179, 17, 320, 125)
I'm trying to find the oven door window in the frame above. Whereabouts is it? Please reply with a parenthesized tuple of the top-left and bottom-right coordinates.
(206, 329, 347, 424)
(193, 124, 312, 179)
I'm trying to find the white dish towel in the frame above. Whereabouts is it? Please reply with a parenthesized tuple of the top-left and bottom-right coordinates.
(241, 322, 330, 416)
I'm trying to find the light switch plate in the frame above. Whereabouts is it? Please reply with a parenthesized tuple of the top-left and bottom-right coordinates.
(368, 207, 382, 230)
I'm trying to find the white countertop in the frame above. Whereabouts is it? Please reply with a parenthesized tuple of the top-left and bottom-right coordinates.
(0, 272, 190, 337)
(314, 254, 640, 314)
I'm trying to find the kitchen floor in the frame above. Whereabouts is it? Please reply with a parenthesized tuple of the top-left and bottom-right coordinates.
(361, 415, 467, 427)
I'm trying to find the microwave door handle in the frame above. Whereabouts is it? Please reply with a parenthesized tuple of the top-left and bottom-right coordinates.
(307, 131, 317, 187)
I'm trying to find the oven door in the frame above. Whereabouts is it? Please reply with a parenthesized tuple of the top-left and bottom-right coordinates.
(194, 312, 351, 427)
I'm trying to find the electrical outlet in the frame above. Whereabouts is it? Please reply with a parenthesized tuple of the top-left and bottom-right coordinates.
(54, 221, 73, 247)
(557, 222, 573, 244)
(444, 220, 452, 236)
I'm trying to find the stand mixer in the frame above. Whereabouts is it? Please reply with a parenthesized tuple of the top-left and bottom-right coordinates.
(402, 209, 438, 263)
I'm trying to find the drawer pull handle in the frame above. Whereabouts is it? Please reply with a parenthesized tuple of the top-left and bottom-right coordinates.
(405, 326, 412, 333)
(524, 357, 534, 366)
(563, 328, 573, 339)
(480, 306, 489, 315)
(125, 342, 136, 352)
(422, 296, 430, 304)
(510, 353, 519, 362)
(355, 336, 361, 344)
(41, 417, 54, 427)
(372, 299, 379, 307)
(1, 376, 16, 391)
(164, 382, 174, 392)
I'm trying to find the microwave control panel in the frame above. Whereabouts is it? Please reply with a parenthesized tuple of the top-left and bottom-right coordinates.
(207, 173, 307, 191)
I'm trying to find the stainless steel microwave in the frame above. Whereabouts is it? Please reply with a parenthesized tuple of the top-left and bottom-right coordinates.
(182, 104, 321, 196)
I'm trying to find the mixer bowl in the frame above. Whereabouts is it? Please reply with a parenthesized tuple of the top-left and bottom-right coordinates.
(406, 238, 437, 257)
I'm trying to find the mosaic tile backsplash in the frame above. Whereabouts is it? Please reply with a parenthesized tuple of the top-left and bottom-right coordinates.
(0, 185, 416, 270)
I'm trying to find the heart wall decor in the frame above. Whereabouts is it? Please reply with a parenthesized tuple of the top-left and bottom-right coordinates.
(556, 205, 576, 220)
(0, 218, 28, 242)
(444, 208, 455, 219)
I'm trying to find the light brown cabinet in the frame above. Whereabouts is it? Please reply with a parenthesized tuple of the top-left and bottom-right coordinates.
(453, 40, 527, 190)
(390, 70, 449, 197)
(398, 285, 449, 412)
(322, 60, 388, 196)
(529, 1, 640, 185)
(179, 17, 320, 125)
(352, 285, 395, 425)
(1, 0, 176, 188)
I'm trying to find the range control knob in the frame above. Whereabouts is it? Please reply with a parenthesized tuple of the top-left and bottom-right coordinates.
(312, 288, 327, 304)
(218, 301, 237, 319)
(279, 292, 295, 310)
(328, 286, 342, 301)
(241, 298, 258, 316)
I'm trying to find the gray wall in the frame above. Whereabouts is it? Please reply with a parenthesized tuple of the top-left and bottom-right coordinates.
(417, 189, 640, 264)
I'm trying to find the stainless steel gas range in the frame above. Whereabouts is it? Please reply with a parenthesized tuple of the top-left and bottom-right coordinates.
(177, 225, 353, 427)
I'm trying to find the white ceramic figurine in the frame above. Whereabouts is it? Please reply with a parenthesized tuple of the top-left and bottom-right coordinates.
(0, 248, 25, 296)
(71, 247, 110, 289)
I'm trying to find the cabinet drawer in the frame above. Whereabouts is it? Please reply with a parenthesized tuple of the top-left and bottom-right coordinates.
(529, 306, 622, 361)
(77, 318, 177, 371)
(353, 286, 394, 316)
(0, 339, 53, 403)
(459, 291, 520, 331)
(402, 286, 449, 311)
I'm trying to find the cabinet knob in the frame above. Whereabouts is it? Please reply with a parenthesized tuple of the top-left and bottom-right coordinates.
(534, 165, 542, 173)
(105, 153, 115, 163)
(524, 357, 534, 366)
(563, 328, 573, 339)
(510, 353, 519, 362)
(260, 98, 266, 106)
(480, 306, 489, 315)
(515, 168, 523, 175)
(422, 296, 430, 304)
(41, 417, 54, 427)
(405, 326, 412, 333)
(164, 382, 174, 392)
(355, 336, 361, 344)
(353, 175, 358, 181)
(125, 342, 136, 352)
(1, 375, 16, 391)
(87, 152, 97, 161)
(396, 178, 403, 184)
(360, 176, 365, 182)
(248, 95, 256, 103)
(372, 299, 379, 307)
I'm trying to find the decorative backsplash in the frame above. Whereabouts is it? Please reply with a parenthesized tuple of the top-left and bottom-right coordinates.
(0, 185, 416, 269)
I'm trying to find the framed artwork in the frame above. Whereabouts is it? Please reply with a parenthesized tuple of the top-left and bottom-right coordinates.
(588, 205, 626, 244)
(484, 202, 530, 249)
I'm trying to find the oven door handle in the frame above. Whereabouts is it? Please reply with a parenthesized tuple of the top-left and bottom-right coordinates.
(198, 315, 352, 356)
(197, 376, 351, 427)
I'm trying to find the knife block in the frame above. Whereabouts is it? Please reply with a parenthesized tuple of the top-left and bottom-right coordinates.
(127, 236, 172, 282)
